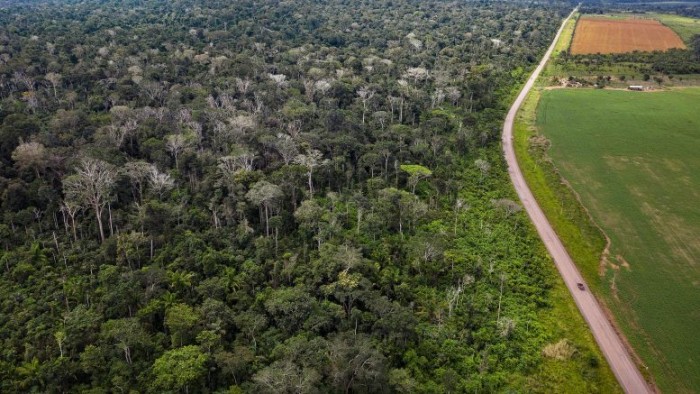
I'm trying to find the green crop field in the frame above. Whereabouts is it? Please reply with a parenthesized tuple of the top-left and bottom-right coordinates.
(536, 88, 700, 393)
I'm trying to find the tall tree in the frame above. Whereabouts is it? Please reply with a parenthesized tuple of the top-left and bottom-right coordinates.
(62, 158, 116, 242)
(294, 150, 327, 198)
(151, 345, 208, 394)
(246, 181, 283, 237)
(11, 141, 48, 178)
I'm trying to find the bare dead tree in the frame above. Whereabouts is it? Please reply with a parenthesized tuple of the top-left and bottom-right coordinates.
(286, 120, 302, 140)
(294, 150, 327, 198)
(45, 72, 62, 99)
(491, 198, 522, 218)
(165, 134, 192, 168)
(235, 77, 253, 95)
(273, 133, 298, 165)
(356, 87, 375, 125)
(148, 167, 175, 199)
(63, 158, 116, 243)
(122, 161, 154, 203)
(138, 80, 166, 105)
(12, 71, 35, 91)
(475, 159, 491, 182)
(11, 140, 48, 178)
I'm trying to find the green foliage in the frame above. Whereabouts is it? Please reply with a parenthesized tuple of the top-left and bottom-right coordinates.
(399, 164, 432, 177)
(165, 304, 199, 347)
(0, 0, 616, 392)
(151, 346, 208, 392)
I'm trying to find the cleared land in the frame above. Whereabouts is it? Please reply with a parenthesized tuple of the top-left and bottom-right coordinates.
(647, 13, 700, 43)
(545, 13, 700, 87)
(570, 17, 685, 54)
(536, 88, 700, 393)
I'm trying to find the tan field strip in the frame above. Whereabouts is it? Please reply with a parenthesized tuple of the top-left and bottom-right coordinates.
(571, 17, 685, 54)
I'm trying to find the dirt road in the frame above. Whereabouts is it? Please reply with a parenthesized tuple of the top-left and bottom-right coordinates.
(501, 8, 652, 394)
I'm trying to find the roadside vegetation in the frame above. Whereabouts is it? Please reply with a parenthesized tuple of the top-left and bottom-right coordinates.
(0, 0, 621, 392)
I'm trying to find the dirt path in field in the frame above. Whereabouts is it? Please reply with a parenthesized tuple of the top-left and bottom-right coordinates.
(501, 7, 653, 394)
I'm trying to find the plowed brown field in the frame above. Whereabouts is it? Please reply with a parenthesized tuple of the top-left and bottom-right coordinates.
(570, 17, 685, 54)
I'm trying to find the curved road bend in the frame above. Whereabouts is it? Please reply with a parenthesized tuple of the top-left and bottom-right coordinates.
(501, 7, 652, 394)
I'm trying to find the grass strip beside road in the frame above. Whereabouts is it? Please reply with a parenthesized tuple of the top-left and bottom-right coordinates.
(552, 13, 578, 57)
(525, 273, 622, 393)
(504, 91, 620, 394)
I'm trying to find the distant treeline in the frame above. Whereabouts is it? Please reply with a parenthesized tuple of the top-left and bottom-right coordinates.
(582, 1, 700, 18)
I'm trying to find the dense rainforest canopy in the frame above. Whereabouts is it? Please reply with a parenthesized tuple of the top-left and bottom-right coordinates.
(0, 0, 606, 392)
